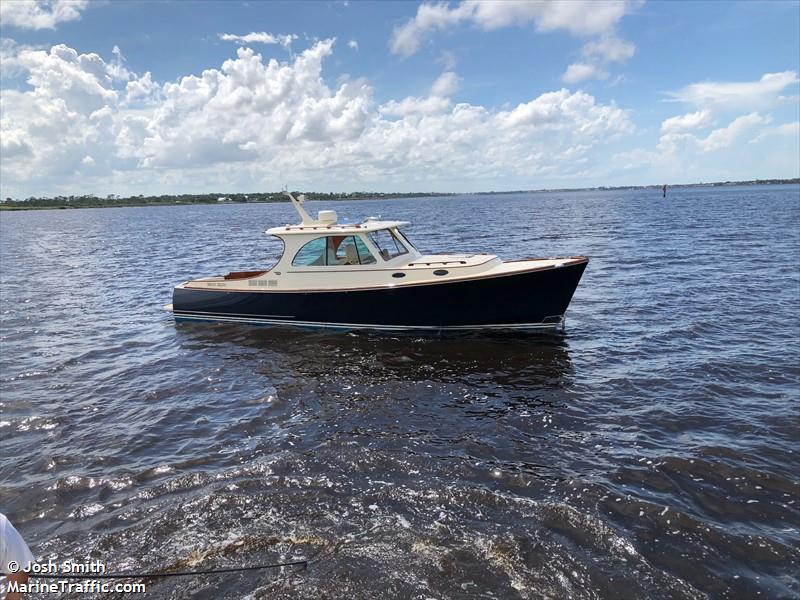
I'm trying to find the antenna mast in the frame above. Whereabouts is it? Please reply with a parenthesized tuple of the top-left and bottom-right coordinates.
(284, 191, 315, 225)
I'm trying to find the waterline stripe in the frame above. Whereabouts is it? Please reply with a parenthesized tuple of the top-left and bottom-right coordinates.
(170, 311, 563, 331)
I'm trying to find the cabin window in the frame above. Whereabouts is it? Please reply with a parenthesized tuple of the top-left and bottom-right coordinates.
(395, 229, 417, 252)
(292, 235, 377, 266)
(345, 236, 377, 265)
(368, 229, 408, 261)
(292, 237, 327, 266)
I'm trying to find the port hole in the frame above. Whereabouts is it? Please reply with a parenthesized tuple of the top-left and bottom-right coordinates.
(433, 270, 449, 276)
(392, 272, 406, 278)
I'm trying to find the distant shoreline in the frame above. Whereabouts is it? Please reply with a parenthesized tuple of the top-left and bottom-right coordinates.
(2, 178, 798, 211)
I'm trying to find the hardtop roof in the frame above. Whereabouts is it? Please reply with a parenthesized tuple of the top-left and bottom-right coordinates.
(266, 220, 410, 236)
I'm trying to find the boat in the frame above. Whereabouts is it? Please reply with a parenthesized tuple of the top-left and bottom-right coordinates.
(166, 193, 588, 331)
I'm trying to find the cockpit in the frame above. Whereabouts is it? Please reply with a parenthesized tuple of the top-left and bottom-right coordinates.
(291, 228, 415, 267)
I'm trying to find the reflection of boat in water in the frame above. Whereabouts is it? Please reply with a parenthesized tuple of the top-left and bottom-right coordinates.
(166, 193, 588, 332)
(173, 321, 574, 390)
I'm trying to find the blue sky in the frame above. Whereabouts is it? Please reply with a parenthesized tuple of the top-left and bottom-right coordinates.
(1, 0, 798, 198)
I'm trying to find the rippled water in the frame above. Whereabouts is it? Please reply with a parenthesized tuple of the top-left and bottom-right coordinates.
(1, 186, 799, 599)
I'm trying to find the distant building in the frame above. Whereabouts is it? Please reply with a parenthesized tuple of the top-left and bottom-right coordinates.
(217, 197, 230, 202)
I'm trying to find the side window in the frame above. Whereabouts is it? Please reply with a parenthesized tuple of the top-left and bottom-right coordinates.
(292, 237, 327, 266)
(335, 237, 356, 263)
(292, 235, 377, 266)
(368, 229, 408, 261)
(354, 236, 377, 264)
(336, 236, 377, 265)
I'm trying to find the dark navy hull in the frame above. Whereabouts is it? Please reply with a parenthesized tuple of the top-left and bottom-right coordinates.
(171, 260, 588, 331)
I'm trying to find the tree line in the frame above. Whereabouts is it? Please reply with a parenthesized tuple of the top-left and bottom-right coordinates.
(0, 191, 453, 210)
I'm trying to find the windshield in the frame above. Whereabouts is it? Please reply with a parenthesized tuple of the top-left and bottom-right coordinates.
(395, 229, 417, 252)
(367, 229, 409, 261)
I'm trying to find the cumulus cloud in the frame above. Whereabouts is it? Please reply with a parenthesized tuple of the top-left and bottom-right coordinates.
(617, 71, 800, 173)
(562, 31, 636, 83)
(634, 71, 798, 166)
(667, 71, 799, 113)
(395, 2, 638, 86)
(581, 34, 635, 64)
(0, 38, 38, 78)
(431, 71, 460, 97)
(0, 38, 635, 197)
(390, 2, 470, 57)
(607, 70, 800, 184)
(17, 43, 118, 111)
(347, 39, 359, 50)
(497, 89, 632, 134)
(660, 110, 712, 134)
(218, 32, 298, 49)
(0, 44, 125, 184)
(656, 113, 770, 155)
(354, 88, 632, 188)
(379, 95, 452, 117)
(0, 0, 88, 30)
(137, 40, 373, 168)
(390, 0, 636, 56)
(749, 121, 800, 144)
(0, 127, 33, 159)
(437, 50, 457, 70)
(562, 63, 608, 84)
(697, 112, 769, 152)
(125, 71, 160, 104)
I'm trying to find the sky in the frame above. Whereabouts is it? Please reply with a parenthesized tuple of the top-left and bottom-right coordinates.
(0, 0, 798, 198)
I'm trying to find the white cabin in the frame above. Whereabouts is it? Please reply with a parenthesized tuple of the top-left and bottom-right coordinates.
(176, 193, 573, 293)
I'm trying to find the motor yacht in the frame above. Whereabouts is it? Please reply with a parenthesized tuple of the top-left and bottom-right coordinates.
(166, 193, 588, 331)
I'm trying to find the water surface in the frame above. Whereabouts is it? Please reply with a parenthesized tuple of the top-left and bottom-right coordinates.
(1, 186, 799, 599)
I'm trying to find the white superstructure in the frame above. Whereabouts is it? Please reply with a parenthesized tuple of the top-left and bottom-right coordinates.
(176, 192, 579, 294)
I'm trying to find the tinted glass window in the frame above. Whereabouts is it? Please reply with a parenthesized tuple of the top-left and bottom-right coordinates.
(368, 229, 408, 261)
(292, 236, 377, 266)
(292, 237, 327, 266)
(349, 236, 377, 264)
(395, 229, 416, 252)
